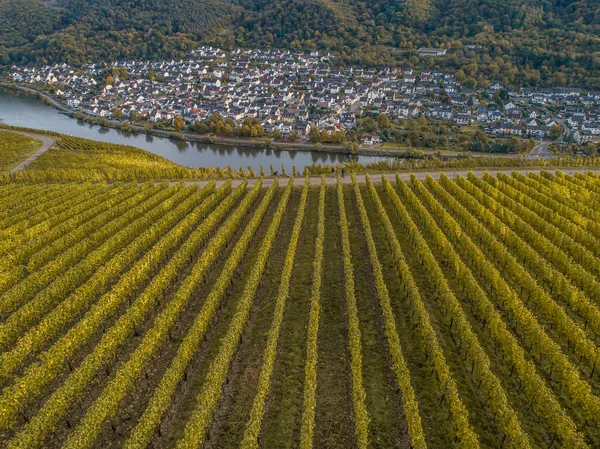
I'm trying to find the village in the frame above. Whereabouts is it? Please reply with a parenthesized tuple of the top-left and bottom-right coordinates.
(6, 46, 600, 148)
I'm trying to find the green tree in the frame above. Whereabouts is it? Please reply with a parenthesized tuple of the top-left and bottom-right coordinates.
(549, 125, 563, 141)
(361, 117, 377, 133)
(377, 114, 391, 129)
(309, 126, 321, 143)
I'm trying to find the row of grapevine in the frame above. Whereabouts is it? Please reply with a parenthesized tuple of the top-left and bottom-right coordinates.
(532, 172, 600, 213)
(0, 183, 87, 229)
(5, 181, 252, 449)
(403, 175, 554, 448)
(379, 176, 480, 448)
(0, 183, 105, 236)
(540, 171, 600, 208)
(58, 180, 256, 449)
(0, 183, 157, 293)
(0, 185, 207, 350)
(411, 174, 589, 448)
(488, 173, 600, 253)
(336, 177, 370, 449)
(0, 184, 53, 214)
(454, 173, 600, 284)
(241, 178, 309, 449)
(355, 176, 427, 449)
(299, 177, 326, 449)
(0, 183, 217, 431)
(0, 183, 135, 259)
(426, 174, 600, 431)
(172, 178, 294, 449)
(0, 183, 230, 388)
(446, 174, 600, 340)
(450, 175, 600, 332)
(9, 182, 147, 267)
(123, 179, 279, 449)
(23, 184, 157, 271)
(0, 183, 189, 318)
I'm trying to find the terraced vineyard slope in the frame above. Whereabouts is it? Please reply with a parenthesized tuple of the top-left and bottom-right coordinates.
(1, 171, 600, 448)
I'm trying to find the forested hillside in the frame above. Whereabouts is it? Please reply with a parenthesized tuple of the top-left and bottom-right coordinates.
(0, 0, 599, 87)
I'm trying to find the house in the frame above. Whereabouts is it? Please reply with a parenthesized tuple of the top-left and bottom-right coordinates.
(362, 135, 382, 146)
(418, 48, 447, 57)
(574, 129, 599, 143)
(526, 126, 549, 139)
(455, 113, 472, 125)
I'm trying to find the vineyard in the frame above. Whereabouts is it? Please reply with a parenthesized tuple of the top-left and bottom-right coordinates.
(0, 130, 41, 172)
(1, 170, 600, 449)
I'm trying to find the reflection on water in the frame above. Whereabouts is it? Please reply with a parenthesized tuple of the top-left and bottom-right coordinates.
(0, 87, 394, 171)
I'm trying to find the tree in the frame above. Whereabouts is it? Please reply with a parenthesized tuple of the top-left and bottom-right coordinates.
(474, 129, 490, 151)
(344, 141, 360, 154)
(464, 77, 477, 89)
(377, 114, 391, 129)
(216, 121, 225, 135)
(549, 125, 563, 141)
(361, 117, 377, 133)
(310, 126, 322, 143)
(273, 129, 282, 140)
(112, 108, 123, 119)
(174, 116, 185, 131)
(105, 75, 115, 85)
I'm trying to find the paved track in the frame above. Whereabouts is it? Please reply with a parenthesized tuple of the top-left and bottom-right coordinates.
(187, 168, 600, 188)
(10, 132, 56, 173)
(528, 141, 555, 159)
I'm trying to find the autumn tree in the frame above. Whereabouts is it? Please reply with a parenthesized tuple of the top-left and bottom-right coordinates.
(174, 116, 185, 131)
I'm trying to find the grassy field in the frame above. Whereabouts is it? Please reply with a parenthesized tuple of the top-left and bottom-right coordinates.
(0, 170, 600, 448)
(0, 130, 42, 171)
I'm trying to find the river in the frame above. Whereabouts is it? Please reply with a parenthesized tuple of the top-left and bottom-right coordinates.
(0, 87, 394, 171)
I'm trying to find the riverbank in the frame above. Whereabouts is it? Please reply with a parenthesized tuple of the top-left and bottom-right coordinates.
(1, 82, 524, 161)
(1, 82, 389, 157)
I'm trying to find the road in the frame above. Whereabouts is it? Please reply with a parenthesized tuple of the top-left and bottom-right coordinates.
(4, 84, 73, 113)
(10, 132, 56, 173)
(187, 168, 600, 188)
(528, 141, 555, 159)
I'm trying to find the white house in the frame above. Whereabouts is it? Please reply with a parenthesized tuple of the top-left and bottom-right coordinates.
(362, 135, 382, 146)
(418, 48, 447, 57)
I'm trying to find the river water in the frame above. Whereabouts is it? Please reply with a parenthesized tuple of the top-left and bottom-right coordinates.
(0, 87, 393, 171)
